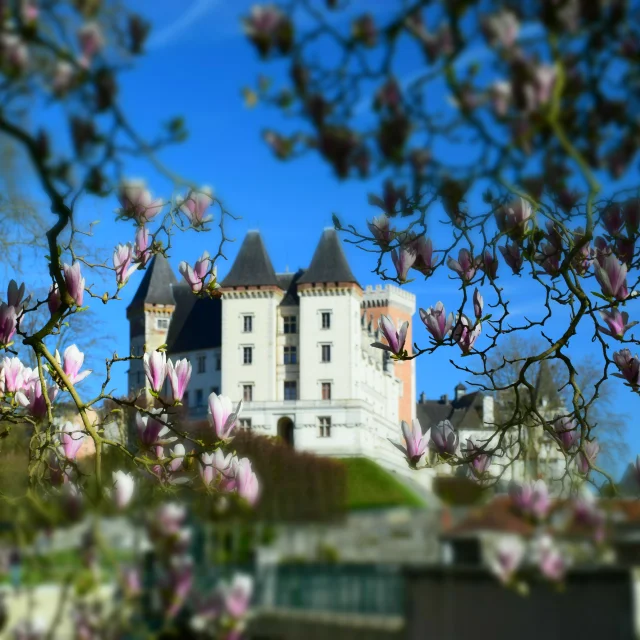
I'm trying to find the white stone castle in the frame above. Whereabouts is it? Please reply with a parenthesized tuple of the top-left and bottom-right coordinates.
(126, 228, 564, 488)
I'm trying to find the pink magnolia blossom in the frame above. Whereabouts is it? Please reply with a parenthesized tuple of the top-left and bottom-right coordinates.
(77, 22, 104, 66)
(208, 392, 242, 441)
(165, 558, 194, 620)
(60, 421, 85, 460)
(167, 358, 192, 402)
(63, 262, 85, 306)
(464, 437, 492, 476)
(368, 214, 393, 247)
(0, 303, 17, 346)
(48, 284, 62, 314)
(143, 350, 167, 393)
(56, 344, 91, 385)
(452, 315, 481, 354)
(220, 573, 254, 619)
(52, 61, 74, 96)
(499, 241, 523, 274)
(0, 34, 29, 74)
(16, 379, 58, 418)
(613, 348, 640, 385)
(371, 314, 408, 357)
(200, 449, 236, 487)
(490, 537, 525, 584)
(136, 411, 173, 447)
(481, 249, 499, 279)
(2, 357, 23, 393)
(419, 302, 453, 342)
(178, 187, 214, 227)
(429, 419, 458, 456)
(510, 479, 550, 520)
(489, 81, 511, 117)
(577, 440, 599, 475)
(481, 9, 519, 48)
(168, 443, 185, 473)
(133, 225, 152, 267)
(447, 248, 477, 282)
(113, 243, 139, 286)
(178, 251, 211, 294)
(598, 308, 636, 339)
(535, 536, 567, 582)
(594, 254, 629, 300)
(409, 235, 436, 276)
(7, 280, 25, 309)
(400, 418, 428, 466)
(495, 197, 532, 239)
(473, 288, 483, 319)
(232, 457, 260, 505)
(391, 246, 416, 282)
(112, 471, 135, 510)
(118, 179, 163, 224)
(553, 416, 579, 452)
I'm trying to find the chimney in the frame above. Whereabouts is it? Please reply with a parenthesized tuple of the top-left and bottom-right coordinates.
(440, 394, 448, 404)
(454, 383, 467, 401)
(419, 391, 426, 404)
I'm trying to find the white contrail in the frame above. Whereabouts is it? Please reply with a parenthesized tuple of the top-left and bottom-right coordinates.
(147, 0, 222, 50)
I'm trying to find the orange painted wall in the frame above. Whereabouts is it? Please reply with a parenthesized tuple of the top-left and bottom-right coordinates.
(365, 304, 414, 425)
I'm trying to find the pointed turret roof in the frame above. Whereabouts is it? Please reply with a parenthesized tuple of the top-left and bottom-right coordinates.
(534, 360, 562, 407)
(297, 228, 360, 286)
(220, 230, 279, 288)
(127, 254, 178, 311)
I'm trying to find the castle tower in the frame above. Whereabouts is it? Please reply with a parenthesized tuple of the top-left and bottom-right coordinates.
(296, 228, 363, 401)
(126, 254, 177, 396)
(219, 231, 284, 404)
(362, 284, 416, 424)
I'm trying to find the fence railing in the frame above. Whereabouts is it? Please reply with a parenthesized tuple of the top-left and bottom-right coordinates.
(196, 563, 405, 617)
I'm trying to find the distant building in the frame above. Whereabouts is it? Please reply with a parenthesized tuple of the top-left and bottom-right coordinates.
(126, 228, 417, 479)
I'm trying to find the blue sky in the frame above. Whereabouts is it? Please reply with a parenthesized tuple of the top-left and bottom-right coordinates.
(9, 0, 638, 476)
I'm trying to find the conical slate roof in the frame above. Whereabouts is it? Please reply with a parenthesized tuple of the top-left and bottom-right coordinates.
(127, 254, 178, 311)
(220, 231, 279, 288)
(534, 359, 562, 407)
(297, 228, 360, 286)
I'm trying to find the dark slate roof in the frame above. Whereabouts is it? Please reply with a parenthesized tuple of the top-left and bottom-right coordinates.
(297, 228, 360, 286)
(220, 231, 280, 288)
(161, 283, 222, 353)
(127, 254, 178, 311)
(277, 269, 305, 306)
(416, 390, 485, 431)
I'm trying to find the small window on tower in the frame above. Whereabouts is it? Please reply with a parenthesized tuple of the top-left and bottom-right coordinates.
(243, 385, 253, 402)
(318, 416, 331, 438)
(183, 390, 189, 406)
(243, 315, 253, 333)
(283, 346, 297, 365)
(197, 355, 206, 374)
(196, 389, 204, 407)
(156, 318, 170, 330)
(321, 344, 331, 363)
(283, 316, 297, 334)
(322, 382, 332, 400)
(321, 312, 331, 329)
(284, 380, 297, 400)
(239, 418, 252, 430)
(243, 347, 253, 365)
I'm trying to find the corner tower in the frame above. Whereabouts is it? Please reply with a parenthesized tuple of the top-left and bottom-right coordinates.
(126, 254, 177, 396)
(362, 284, 416, 424)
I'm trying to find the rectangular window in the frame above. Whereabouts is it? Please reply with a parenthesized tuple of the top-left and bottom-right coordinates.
(156, 318, 170, 330)
(196, 389, 204, 407)
(239, 418, 252, 430)
(183, 390, 189, 406)
(211, 386, 219, 396)
(243, 315, 253, 333)
(321, 344, 331, 363)
(197, 355, 206, 374)
(243, 384, 253, 402)
(283, 345, 297, 365)
(216, 355, 221, 371)
(321, 312, 331, 329)
(283, 316, 297, 334)
(319, 416, 331, 438)
(284, 380, 297, 401)
(243, 347, 253, 365)
(322, 382, 332, 400)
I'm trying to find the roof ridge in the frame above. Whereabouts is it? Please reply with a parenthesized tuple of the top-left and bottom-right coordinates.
(220, 231, 280, 288)
(297, 228, 360, 286)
